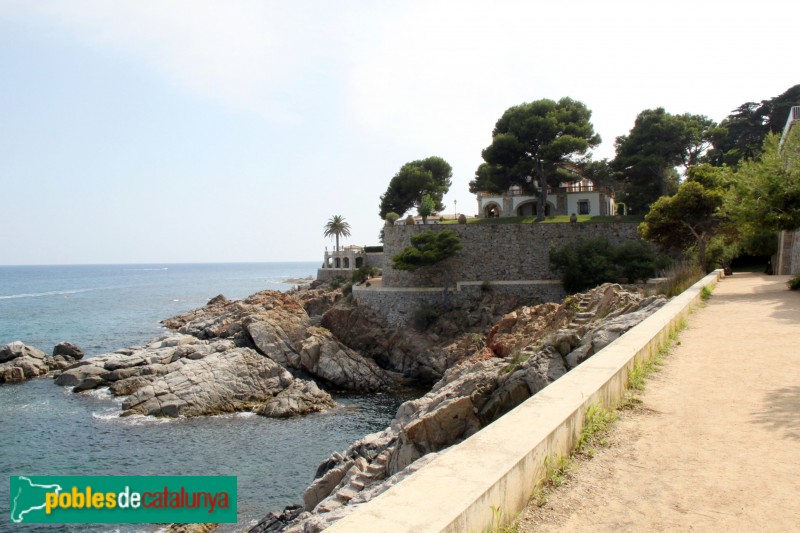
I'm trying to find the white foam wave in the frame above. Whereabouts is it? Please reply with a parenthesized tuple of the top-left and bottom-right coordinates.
(212, 411, 257, 419)
(118, 413, 178, 425)
(85, 387, 114, 400)
(91, 410, 120, 421)
(0, 288, 92, 300)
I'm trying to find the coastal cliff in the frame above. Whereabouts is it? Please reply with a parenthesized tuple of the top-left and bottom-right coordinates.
(251, 283, 666, 532)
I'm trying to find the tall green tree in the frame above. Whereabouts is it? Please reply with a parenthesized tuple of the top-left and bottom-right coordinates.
(612, 108, 720, 213)
(323, 215, 351, 253)
(726, 133, 800, 235)
(417, 194, 436, 224)
(639, 165, 726, 270)
(379, 157, 452, 219)
(708, 84, 800, 166)
(469, 97, 601, 221)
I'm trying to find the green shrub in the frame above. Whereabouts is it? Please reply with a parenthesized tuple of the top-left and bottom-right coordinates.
(613, 240, 659, 283)
(392, 230, 463, 271)
(412, 304, 439, 331)
(364, 246, 384, 253)
(330, 278, 342, 290)
(351, 265, 378, 284)
(550, 238, 662, 293)
(480, 280, 492, 292)
(341, 282, 353, 296)
(658, 261, 705, 298)
(788, 275, 800, 291)
(549, 238, 618, 293)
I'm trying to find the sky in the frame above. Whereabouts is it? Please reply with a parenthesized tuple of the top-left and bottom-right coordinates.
(1, 0, 797, 265)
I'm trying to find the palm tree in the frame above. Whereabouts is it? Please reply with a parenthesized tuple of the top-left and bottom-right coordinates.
(323, 215, 351, 253)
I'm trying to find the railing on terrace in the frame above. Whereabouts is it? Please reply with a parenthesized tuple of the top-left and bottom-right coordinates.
(780, 106, 800, 149)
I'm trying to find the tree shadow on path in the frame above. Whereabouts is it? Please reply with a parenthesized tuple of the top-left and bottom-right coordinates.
(750, 386, 800, 441)
(712, 273, 800, 324)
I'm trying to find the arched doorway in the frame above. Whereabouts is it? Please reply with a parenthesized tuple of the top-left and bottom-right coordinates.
(483, 203, 501, 218)
(516, 201, 536, 217)
(516, 201, 554, 217)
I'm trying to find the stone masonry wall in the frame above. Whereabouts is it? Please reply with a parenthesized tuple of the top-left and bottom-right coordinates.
(365, 252, 384, 270)
(382, 222, 641, 288)
(353, 282, 565, 328)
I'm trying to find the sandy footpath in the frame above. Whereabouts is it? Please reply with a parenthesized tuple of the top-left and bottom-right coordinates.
(518, 273, 800, 532)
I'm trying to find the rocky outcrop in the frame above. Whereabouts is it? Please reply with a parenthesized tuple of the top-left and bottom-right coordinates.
(261, 284, 667, 532)
(53, 342, 84, 360)
(0, 341, 83, 384)
(55, 334, 334, 418)
(320, 291, 526, 383)
(297, 328, 397, 392)
(162, 290, 397, 392)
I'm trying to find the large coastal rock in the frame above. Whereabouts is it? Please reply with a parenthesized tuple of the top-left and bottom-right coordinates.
(55, 334, 334, 418)
(261, 284, 668, 532)
(162, 290, 397, 392)
(297, 328, 397, 392)
(0, 341, 83, 384)
(320, 291, 525, 383)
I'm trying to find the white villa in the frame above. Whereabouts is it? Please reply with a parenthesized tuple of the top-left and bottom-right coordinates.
(476, 178, 615, 218)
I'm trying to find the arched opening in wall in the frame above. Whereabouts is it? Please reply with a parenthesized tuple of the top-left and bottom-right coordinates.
(335, 258, 341, 268)
(484, 203, 501, 218)
(516, 201, 536, 217)
(517, 201, 554, 217)
(343, 258, 350, 269)
(355, 257, 364, 268)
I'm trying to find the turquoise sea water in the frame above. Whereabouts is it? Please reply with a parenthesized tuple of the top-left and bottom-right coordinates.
(0, 263, 412, 532)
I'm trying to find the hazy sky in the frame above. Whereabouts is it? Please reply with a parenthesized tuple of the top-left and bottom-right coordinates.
(1, 0, 797, 265)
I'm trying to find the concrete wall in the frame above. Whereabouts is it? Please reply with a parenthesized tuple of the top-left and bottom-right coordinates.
(791, 229, 800, 275)
(353, 281, 564, 328)
(326, 269, 724, 533)
(382, 222, 640, 288)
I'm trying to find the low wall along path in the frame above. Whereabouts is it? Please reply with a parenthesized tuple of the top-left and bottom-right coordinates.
(326, 270, 725, 533)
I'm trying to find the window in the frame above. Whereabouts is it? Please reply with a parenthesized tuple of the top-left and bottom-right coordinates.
(578, 200, 590, 215)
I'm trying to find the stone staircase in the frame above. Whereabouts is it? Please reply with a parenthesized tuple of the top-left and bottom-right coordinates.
(315, 449, 392, 513)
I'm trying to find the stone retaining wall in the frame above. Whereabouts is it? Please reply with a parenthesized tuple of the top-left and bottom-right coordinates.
(315, 268, 350, 282)
(353, 281, 565, 327)
(365, 252, 384, 271)
(382, 222, 640, 288)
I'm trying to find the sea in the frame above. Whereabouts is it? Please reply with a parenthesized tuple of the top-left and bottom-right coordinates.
(0, 263, 415, 532)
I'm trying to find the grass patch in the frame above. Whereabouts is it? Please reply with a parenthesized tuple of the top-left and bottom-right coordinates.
(576, 405, 617, 456)
(484, 506, 519, 533)
(627, 317, 686, 390)
(440, 215, 643, 225)
(701, 283, 715, 301)
(788, 275, 800, 291)
(529, 455, 574, 508)
(501, 347, 531, 374)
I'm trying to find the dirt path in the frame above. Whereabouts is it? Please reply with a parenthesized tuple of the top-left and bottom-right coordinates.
(518, 273, 800, 532)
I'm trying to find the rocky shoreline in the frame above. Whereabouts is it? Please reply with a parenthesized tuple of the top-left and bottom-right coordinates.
(250, 283, 666, 532)
(2, 279, 667, 532)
